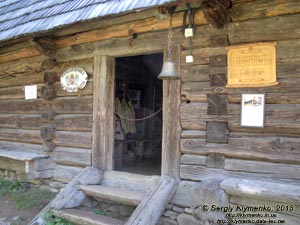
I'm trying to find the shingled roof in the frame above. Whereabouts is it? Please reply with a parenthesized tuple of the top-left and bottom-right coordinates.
(0, 0, 178, 42)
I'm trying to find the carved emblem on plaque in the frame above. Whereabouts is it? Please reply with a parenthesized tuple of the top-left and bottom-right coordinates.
(60, 67, 88, 92)
(227, 42, 277, 88)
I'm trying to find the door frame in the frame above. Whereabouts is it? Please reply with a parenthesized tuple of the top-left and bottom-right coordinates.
(92, 46, 181, 178)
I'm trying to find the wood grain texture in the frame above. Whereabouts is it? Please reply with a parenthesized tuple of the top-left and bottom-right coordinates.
(92, 55, 115, 170)
(161, 45, 181, 178)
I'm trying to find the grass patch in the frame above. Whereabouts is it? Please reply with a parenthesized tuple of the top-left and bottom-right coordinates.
(0, 179, 55, 209)
(44, 211, 74, 225)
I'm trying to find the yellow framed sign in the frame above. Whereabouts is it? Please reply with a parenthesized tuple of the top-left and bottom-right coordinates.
(227, 42, 277, 88)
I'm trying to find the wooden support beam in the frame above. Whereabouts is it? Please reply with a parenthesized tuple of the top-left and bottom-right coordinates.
(162, 45, 182, 179)
(29, 167, 103, 225)
(202, 0, 231, 29)
(33, 37, 57, 57)
(125, 176, 177, 225)
(92, 56, 115, 170)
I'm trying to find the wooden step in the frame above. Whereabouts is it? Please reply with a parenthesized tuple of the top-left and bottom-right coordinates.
(52, 208, 125, 225)
(80, 185, 145, 206)
(101, 171, 160, 194)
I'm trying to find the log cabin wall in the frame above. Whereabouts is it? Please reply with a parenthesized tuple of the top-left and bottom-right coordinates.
(180, 0, 300, 184)
(0, 50, 94, 181)
(0, 0, 300, 222)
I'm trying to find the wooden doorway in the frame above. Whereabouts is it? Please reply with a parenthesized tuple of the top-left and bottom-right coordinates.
(114, 53, 163, 175)
(92, 46, 181, 178)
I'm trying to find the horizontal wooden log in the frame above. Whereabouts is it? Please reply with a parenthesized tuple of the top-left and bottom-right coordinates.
(180, 164, 300, 182)
(228, 134, 300, 155)
(0, 114, 42, 129)
(0, 96, 93, 114)
(0, 128, 41, 144)
(181, 154, 207, 166)
(53, 165, 84, 183)
(56, 11, 207, 48)
(228, 92, 300, 104)
(180, 102, 227, 130)
(227, 103, 300, 134)
(54, 131, 92, 149)
(181, 65, 226, 83)
(0, 84, 43, 100)
(0, 141, 43, 154)
(0, 46, 41, 64)
(181, 82, 226, 102)
(51, 147, 91, 167)
(54, 114, 92, 131)
(182, 80, 300, 104)
(180, 138, 300, 164)
(181, 130, 206, 139)
(220, 178, 300, 204)
(225, 159, 300, 180)
(228, 13, 300, 44)
(0, 73, 44, 89)
(230, 0, 300, 22)
(102, 171, 160, 194)
(180, 101, 300, 134)
(57, 58, 94, 75)
(56, 24, 221, 62)
(54, 79, 93, 97)
(181, 46, 226, 66)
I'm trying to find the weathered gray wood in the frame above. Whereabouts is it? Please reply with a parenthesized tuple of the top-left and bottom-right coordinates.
(54, 131, 92, 148)
(181, 130, 206, 139)
(225, 159, 300, 179)
(206, 153, 225, 168)
(101, 171, 160, 194)
(230, 0, 300, 22)
(92, 55, 115, 170)
(51, 147, 91, 167)
(207, 93, 227, 115)
(209, 73, 227, 86)
(125, 176, 177, 225)
(80, 185, 145, 206)
(52, 208, 125, 225)
(170, 180, 199, 208)
(181, 65, 226, 83)
(228, 13, 300, 44)
(29, 167, 103, 225)
(0, 114, 42, 129)
(54, 165, 84, 183)
(40, 124, 55, 141)
(180, 154, 207, 166)
(0, 141, 44, 154)
(220, 178, 300, 204)
(0, 128, 41, 144)
(180, 164, 300, 181)
(206, 122, 229, 143)
(0, 96, 93, 114)
(209, 54, 227, 67)
(54, 114, 92, 131)
(181, 46, 226, 66)
(162, 45, 181, 179)
(41, 85, 56, 100)
(180, 138, 300, 164)
(0, 149, 48, 161)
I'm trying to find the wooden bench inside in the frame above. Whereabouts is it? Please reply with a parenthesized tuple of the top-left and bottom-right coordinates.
(0, 149, 51, 180)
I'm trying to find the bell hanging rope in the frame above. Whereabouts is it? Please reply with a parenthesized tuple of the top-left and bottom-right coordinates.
(157, 16, 179, 80)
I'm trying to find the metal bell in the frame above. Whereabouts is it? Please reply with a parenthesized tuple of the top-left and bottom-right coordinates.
(157, 61, 179, 80)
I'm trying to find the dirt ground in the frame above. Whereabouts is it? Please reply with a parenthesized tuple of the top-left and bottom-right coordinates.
(0, 195, 48, 225)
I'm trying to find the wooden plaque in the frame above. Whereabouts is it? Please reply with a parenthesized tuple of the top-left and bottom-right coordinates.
(227, 42, 277, 88)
